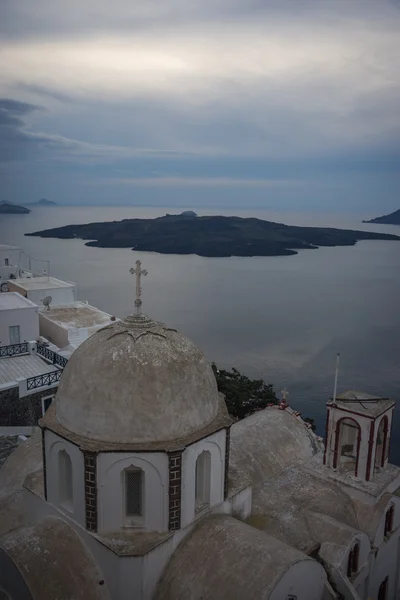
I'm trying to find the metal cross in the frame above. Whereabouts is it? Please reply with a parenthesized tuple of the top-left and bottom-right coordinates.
(129, 260, 148, 316)
(281, 388, 289, 402)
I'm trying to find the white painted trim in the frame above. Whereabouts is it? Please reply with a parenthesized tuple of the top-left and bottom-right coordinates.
(0, 426, 38, 436)
(41, 394, 55, 416)
(18, 379, 59, 398)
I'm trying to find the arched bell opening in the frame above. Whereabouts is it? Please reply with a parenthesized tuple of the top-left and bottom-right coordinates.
(375, 416, 389, 473)
(333, 417, 361, 477)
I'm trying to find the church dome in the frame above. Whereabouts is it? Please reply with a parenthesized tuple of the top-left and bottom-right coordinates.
(55, 314, 220, 444)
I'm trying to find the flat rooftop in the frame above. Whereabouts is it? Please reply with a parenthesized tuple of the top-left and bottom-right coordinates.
(0, 292, 37, 310)
(8, 276, 75, 290)
(39, 302, 114, 330)
(0, 354, 57, 386)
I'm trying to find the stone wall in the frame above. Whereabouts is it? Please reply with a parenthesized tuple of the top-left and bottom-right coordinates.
(0, 386, 57, 427)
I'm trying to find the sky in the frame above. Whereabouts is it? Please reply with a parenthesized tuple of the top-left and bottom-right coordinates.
(1, 0, 400, 211)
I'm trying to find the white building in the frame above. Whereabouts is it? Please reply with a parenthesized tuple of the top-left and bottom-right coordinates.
(0, 342, 63, 435)
(0, 284, 116, 438)
(8, 276, 77, 307)
(0, 296, 116, 436)
(0, 293, 62, 436)
(38, 301, 117, 352)
(0, 309, 398, 600)
(0, 246, 32, 291)
(0, 292, 39, 347)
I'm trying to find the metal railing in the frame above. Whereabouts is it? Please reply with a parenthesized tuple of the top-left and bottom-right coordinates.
(26, 370, 62, 391)
(0, 343, 29, 357)
(37, 343, 68, 368)
(54, 353, 68, 368)
(36, 343, 53, 362)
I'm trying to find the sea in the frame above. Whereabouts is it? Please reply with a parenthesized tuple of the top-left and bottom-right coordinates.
(1, 206, 399, 463)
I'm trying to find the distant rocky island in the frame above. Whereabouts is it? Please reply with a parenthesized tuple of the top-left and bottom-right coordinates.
(23, 198, 58, 207)
(0, 198, 57, 213)
(363, 209, 400, 225)
(26, 212, 400, 258)
(0, 202, 30, 214)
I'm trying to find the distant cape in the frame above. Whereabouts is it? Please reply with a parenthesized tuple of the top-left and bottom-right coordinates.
(363, 209, 400, 225)
(0, 202, 30, 214)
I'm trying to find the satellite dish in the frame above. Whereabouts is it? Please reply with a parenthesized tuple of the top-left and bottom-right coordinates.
(43, 296, 52, 310)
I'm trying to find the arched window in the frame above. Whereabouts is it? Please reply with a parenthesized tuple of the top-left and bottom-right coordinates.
(351, 542, 360, 573)
(384, 505, 395, 537)
(375, 417, 389, 471)
(195, 451, 211, 512)
(58, 450, 73, 511)
(334, 417, 361, 476)
(347, 541, 360, 578)
(389, 505, 395, 531)
(124, 467, 144, 523)
(378, 577, 389, 600)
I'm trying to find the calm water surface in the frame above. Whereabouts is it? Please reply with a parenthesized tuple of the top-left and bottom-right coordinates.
(1, 206, 399, 462)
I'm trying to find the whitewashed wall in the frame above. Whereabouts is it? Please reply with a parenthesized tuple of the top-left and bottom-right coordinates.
(27, 285, 76, 307)
(97, 452, 169, 533)
(119, 556, 144, 600)
(373, 496, 400, 547)
(0, 304, 38, 346)
(180, 429, 226, 529)
(8, 282, 77, 307)
(369, 530, 400, 599)
(212, 484, 252, 521)
(368, 495, 400, 599)
(341, 532, 370, 593)
(44, 429, 86, 527)
(269, 559, 327, 600)
(39, 313, 111, 349)
(38, 313, 69, 347)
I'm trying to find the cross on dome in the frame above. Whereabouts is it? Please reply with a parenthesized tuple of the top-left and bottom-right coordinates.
(129, 260, 148, 316)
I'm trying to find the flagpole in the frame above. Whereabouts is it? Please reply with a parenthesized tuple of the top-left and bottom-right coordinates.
(332, 353, 340, 406)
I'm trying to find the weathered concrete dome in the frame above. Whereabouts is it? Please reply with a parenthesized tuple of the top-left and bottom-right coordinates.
(56, 314, 220, 444)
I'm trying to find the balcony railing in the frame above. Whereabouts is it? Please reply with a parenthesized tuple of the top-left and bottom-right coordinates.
(36, 343, 53, 362)
(54, 353, 68, 368)
(37, 343, 68, 369)
(0, 343, 29, 357)
(26, 370, 62, 391)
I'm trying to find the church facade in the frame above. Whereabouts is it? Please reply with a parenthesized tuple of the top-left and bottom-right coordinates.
(0, 308, 399, 600)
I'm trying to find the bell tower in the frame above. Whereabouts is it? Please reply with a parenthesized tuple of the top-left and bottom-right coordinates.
(323, 390, 395, 481)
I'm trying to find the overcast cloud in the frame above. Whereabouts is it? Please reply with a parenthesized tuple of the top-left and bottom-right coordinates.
(1, 0, 399, 209)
